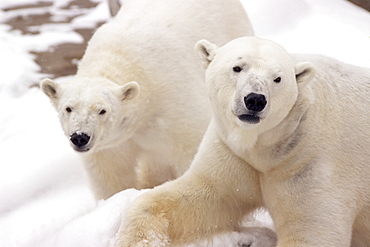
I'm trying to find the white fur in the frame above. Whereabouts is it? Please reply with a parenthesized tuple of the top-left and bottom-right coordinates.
(40, 0, 253, 199)
(117, 37, 370, 246)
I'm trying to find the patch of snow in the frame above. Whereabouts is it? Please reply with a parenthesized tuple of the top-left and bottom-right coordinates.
(0, 28, 42, 97)
(71, 1, 110, 29)
(243, 0, 370, 67)
(0, 0, 52, 10)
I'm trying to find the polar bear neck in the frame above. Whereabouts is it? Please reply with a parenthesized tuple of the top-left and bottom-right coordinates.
(214, 115, 259, 152)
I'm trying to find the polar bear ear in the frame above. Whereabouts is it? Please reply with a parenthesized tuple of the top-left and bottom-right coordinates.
(195, 39, 219, 69)
(120, 81, 140, 101)
(295, 62, 316, 87)
(40, 78, 59, 99)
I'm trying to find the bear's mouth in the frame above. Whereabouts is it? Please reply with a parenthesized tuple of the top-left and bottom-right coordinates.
(72, 146, 91, 152)
(237, 114, 261, 124)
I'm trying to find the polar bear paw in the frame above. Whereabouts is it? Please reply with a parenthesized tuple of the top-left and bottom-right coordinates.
(236, 227, 277, 247)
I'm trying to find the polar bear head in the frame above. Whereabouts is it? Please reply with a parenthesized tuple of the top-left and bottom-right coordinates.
(195, 36, 315, 135)
(40, 77, 140, 152)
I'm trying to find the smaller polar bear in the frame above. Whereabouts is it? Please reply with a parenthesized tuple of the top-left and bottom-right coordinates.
(115, 37, 370, 246)
(40, 0, 253, 199)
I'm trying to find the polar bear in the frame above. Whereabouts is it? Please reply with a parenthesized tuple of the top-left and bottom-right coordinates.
(115, 36, 370, 247)
(40, 0, 253, 199)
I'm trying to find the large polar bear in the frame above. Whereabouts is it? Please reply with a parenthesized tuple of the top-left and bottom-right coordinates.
(115, 37, 370, 246)
(40, 0, 253, 199)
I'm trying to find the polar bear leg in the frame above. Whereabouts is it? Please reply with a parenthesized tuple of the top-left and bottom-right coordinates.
(85, 143, 141, 199)
(268, 184, 356, 246)
(135, 154, 177, 189)
(274, 213, 353, 247)
(351, 207, 370, 247)
(114, 122, 263, 246)
(136, 150, 195, 189)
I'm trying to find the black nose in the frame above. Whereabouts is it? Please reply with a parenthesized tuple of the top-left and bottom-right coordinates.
(244, 93, 267, 112)
(70, 133, 90, 147)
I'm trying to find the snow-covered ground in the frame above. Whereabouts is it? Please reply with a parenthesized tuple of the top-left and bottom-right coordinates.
(0, 0, 369, 246)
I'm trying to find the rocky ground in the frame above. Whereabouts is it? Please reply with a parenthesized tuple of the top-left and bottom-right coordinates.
(3, 0, 104, 79)
(350, 0, 370, 11)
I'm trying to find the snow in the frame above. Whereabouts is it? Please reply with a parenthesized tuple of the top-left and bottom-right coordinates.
(0, 0, 369, 246)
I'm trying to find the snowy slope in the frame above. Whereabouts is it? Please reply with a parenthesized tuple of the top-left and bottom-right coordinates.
(0, 0, 369, 246)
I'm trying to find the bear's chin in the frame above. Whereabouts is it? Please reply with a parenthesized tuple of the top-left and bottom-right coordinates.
(237, 114, 261, 124)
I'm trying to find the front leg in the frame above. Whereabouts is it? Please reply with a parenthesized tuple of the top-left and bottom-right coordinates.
(262, 170, 356, 247)
(85, 142, 140, 199)
(114, 123, 263, 246)
(274, 199, 354, 247)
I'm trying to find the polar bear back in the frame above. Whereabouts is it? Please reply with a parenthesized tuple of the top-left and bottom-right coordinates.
(114, 0, 253, 47)
(78, 0, 252, 86)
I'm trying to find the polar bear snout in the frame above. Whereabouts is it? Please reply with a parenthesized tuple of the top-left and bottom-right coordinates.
(234, 92, 269, 124)
(244, 93, 267, 112)
(70, 133, 91, 152)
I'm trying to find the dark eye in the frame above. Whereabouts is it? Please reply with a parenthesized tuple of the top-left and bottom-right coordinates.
(233, 66, 242, 73)
(66, 107, 72, 113)
(274, 77, 281, 83)
(99, 109, 106, 115)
